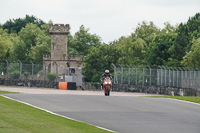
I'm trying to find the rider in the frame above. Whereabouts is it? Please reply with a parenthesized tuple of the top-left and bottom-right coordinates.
(101, 69, 112, 89)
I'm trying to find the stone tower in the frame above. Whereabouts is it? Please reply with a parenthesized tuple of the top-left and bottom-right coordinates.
(43, 24, 83, 81)
(48, 24, 69, 75)
(49, 24, 69, 60)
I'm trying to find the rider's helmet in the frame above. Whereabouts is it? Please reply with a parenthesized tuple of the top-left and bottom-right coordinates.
(105, 70, 110, 76)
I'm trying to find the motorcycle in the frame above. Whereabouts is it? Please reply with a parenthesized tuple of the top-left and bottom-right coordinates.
(102, 76, 112, 96)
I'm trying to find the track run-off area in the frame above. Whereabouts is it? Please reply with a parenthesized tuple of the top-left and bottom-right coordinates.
(1, 86, 200, 133)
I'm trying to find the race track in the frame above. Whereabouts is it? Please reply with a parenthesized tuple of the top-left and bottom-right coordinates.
(3, 94, 200, 133)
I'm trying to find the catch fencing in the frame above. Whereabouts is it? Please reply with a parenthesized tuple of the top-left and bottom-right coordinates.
(0, 60, 82, 88)
(1, 60, 200, 95)
(0, 61, 49, 81)
(112, 64, 200, 91)
(0, 61, 59, 88)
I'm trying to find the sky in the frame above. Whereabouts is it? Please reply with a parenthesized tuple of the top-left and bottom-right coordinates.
(0, 0, 200, 43)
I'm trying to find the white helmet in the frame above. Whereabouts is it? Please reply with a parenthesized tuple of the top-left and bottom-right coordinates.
(105, 69, 109, 74)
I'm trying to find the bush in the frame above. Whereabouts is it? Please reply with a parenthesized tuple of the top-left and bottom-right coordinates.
(37, 70, 43, 75)
(8, 63, 19, 72)
(8, 63, 20, 79)
(10, 70, 20, 79)
(47, 73, 56, 81)
(24, 72, 30, 78)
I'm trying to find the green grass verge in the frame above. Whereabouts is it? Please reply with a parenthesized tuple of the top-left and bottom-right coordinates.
(0, 96, 113, 133)
(152, 96, 200, 104)
(0, 90, 19, 94)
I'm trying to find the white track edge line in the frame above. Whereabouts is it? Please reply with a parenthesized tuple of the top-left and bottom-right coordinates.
(165, 98, 200, 106)
(1, 95, 116, 133)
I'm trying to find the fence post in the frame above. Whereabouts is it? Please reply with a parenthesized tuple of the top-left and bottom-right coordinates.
(163, 66, 167, 86)
(173, 67, 175, 87)
(119, 64, 123, 84)
(189, 68, 191, 90)
(142, 65, 144, 86)
(133, 65, 138, 85)
(147, 65, 151, 85)
(194, 68, 197, 89)
(18, 60, 22, 77)
(158, 66, 162, 86)
(112, 63, 118, 84)
(195, 68, 199, 89)
(174, 67, 179, 87)
(168, 67, 170, 87)
(126, 65, 130, 85)
(180, 67, 183, 88)
(53, 62, 58, 82)
(178, 67, 183, 88)
(184, 67, 187, 76)
(182, 67, 187, 88)
(43, 62, 46, 81)
(30, 61, 34, 80)
(189, 67, 194, 89)
(5, 60, 9, 79)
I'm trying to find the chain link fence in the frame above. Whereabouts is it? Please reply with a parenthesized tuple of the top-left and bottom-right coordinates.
(0, 61, 58, 88)
(112, 64, 200, 95)
(0, 60, 83, 89)
(1, 60, 200, 95)
(0, 61, 49, 80)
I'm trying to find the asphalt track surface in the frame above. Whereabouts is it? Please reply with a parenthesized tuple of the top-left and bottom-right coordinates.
(3, 94, 200, 133)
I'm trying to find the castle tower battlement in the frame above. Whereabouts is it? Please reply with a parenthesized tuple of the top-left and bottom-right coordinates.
(43, 55, 51, 61)
(49, 24, 70, 35)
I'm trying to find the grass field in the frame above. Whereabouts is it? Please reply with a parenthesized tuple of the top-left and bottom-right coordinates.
(0, 90, 19, 94)
(153, 96, 200, 104)
(0, 95, 112, 133)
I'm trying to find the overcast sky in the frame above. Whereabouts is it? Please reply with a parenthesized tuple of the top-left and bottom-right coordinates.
(0, 0, 200, 43)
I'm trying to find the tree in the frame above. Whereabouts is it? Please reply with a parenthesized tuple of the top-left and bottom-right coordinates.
(9, 40, 29, 62)
(29, 43, 50, 64)
(40, 20, 53, 35)
(161, 22, 177, 34)
(1, 15, 45, 33)
(0, 28, 17, 60)
(67, 33, 79, 55)
(173, 23, 190, 61)
(19, 23, 49, 49)
(28, 24, 51, 64)
(174, 13, 200, 61)
(113, 36, 147, 65)
(187, 13, 200, 35)
(83, 44, 121, 82)
(148, 33, 178, 66)
(69, 25, 102, 55)
(181, 38, 200, 67)
(9, 23, 51, 63)
(132, 21, 160, 45)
